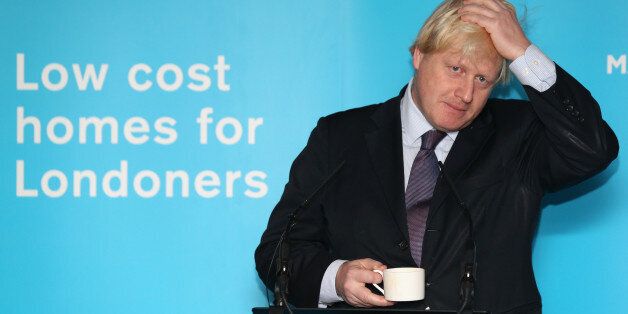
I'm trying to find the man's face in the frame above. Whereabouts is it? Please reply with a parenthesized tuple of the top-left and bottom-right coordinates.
(411, 46, 501, 132)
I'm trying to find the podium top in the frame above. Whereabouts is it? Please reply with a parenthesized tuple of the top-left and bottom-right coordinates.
(252, 307, 489, 314)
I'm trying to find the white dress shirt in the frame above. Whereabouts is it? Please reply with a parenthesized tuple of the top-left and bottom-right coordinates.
(318, 44, 556, 307)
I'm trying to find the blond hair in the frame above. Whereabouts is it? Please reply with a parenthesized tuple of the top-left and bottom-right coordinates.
(409, 0, 516, 84)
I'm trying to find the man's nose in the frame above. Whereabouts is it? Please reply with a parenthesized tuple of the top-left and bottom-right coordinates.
(455, 78, 474, 104)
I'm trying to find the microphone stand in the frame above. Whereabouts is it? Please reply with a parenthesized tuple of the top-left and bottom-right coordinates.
(269, 161, 346, 314)
(438, 162, 477, 314)
(272, 218, 294, 314)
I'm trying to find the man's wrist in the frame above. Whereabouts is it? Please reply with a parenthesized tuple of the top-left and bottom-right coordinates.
(509, 40, 532, 61)
(318, 259, 347, 306)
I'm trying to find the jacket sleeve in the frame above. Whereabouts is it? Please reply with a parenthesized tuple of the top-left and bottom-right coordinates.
(524, 64, 619, 191)
(254, 117, 336, 307)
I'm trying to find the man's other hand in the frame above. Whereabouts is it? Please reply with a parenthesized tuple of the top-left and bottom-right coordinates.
(335, 258, 395, 307)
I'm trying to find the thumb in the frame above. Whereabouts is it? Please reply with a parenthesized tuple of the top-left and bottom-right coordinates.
(358, 258, 386, 270)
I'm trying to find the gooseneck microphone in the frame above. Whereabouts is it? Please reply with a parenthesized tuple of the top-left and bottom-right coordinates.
(437, 161, 477, 314)
(266, 160, 346, 314)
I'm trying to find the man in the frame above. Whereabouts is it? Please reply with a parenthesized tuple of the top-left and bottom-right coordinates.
(255, 0, 618, 312)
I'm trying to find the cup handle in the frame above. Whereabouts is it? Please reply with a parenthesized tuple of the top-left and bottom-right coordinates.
(372, 269, 385, 295)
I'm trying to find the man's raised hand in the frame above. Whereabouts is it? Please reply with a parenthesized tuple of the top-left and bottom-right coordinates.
(458, 0, 531, 60)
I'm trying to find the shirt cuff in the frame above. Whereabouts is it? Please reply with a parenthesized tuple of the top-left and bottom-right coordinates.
(318, 259, 347, 307)
(509, 44, 557, 92)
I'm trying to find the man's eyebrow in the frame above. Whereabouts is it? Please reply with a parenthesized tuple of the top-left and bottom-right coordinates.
(474, 65, 499, 80)
(476, 72, 493, 79)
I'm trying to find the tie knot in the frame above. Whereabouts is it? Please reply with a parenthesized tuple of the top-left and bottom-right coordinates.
(420, 129, 446, 151)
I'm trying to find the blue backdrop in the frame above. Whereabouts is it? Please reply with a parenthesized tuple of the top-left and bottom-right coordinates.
(1, 1, 626, 313)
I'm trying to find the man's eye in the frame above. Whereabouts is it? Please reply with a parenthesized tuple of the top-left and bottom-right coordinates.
(478, 76, 486, 83)
(451, 66, 461, 72)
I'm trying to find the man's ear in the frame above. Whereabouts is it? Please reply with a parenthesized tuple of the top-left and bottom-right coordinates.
(412, 47, 423, 71)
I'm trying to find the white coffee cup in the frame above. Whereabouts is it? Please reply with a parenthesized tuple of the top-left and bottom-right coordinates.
(372, 267, 425, 302)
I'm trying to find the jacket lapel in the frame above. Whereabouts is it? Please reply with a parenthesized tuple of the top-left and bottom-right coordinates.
(429, 109, 496, 223)
(364, 91, 409, 241)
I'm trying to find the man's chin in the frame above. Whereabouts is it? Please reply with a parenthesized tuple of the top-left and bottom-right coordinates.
(432, 110, 473, 132)
(434, 120, 467, 132)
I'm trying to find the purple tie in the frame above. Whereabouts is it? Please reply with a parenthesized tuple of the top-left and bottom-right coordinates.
(405, 129, 446, 267)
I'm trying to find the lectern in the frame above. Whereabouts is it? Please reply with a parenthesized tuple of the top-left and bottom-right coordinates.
(252, 308, 489, 313)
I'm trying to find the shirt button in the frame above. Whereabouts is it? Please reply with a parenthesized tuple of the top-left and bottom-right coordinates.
(425, 306, 431, 310)
(533, 60, 539, 65)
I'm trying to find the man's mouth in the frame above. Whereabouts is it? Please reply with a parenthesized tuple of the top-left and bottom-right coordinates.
(444, 101, 467, 112)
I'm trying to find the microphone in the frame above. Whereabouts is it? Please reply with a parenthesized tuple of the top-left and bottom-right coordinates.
(437, 161, 477, 314)
(268, 160, 346, 314)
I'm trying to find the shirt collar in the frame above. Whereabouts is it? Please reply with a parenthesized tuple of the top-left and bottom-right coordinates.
(401, 77, 459, 146)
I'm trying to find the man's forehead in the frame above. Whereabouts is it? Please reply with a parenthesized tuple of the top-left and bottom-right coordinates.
(437, 48, 500, 75)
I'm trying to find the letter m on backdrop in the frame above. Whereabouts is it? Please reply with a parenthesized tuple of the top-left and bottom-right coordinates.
(607, 54, 626, 74)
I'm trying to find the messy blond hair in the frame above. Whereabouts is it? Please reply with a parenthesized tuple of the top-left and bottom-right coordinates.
(409, 0, 516, 84)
